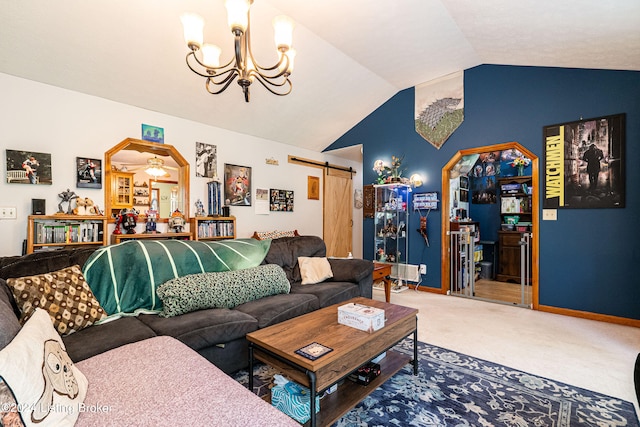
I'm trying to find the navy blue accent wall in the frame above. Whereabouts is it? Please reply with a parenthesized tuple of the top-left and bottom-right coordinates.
(327, 65, 640, 320)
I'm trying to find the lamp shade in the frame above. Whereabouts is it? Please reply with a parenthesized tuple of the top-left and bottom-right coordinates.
(202, 44, 222, 68)
(273, 15, 293, 51)
(181, 13, 204, 49)
(225, 0, 250, 33)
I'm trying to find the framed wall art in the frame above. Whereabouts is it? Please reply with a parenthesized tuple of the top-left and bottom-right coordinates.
(141, 124, 164, 144)
(543, 113, 625, 209)
(270, 189, 294, 212)
(5, 150, 52, 185)
(224, 164, 251, 206)
(195, 142, 217, 178)
(307, 176, 319, 200)
(76, 157, 102, 189)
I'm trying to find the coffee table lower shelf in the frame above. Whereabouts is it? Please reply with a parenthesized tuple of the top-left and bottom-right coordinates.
(260, 349, 412, 427)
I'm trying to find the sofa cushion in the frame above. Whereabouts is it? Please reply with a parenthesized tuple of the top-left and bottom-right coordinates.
(62, 316, 157, 362)
(82, 238, 272, 316)
(138, 309, 258, 350)
(74, 336, 299, 427)
(290, 281, 361, 308)
(262, 236, 326, 283)
(298, 257, 333, 285)
(234, 293, 319, 328)
(157, 264, 290, 317)
(7, 265, 107, 336)
(0, 279, 20, 351)
(0, 308, 88, 427)
(0, 247, 99, 281)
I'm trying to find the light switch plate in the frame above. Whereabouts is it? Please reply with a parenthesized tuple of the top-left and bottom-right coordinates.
(542, 209, 557, 221)
(0, 207, 17, 219)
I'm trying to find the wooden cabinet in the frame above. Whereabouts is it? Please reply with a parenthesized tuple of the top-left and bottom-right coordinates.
(110, 171, 135, 213)
(190, 216, 236, 241)
(27, 215, 107, 254)
(496, 231, 531, 283)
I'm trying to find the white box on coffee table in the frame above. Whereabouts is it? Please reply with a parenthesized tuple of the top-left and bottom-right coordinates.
(338, 303, 385, 333)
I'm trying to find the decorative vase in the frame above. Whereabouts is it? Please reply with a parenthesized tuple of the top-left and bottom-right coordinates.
(517, 165, 524, 176)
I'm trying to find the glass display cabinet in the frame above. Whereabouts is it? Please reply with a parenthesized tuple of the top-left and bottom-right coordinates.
(374, 183, 410, 274)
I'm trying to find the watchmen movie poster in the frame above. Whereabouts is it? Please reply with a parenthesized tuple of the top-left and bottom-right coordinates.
(543, 114, 625, 209)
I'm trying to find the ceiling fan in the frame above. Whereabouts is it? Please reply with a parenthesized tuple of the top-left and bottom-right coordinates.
(116, 156, 178, 178)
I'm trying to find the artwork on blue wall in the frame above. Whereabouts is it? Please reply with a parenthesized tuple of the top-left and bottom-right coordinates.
(543, 113, 625, 209)
(414, 71, 464, 149)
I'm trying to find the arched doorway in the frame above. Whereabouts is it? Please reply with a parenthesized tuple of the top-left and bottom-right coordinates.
(440, 142, 539, 309)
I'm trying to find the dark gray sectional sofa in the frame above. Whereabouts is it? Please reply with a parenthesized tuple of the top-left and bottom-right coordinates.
(0, 236, 373, 374)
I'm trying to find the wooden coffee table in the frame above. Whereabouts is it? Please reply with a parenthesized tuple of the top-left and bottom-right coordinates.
(246, 297, 418, 427)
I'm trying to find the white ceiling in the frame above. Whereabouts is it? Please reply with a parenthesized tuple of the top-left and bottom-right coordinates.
(1, 1, 638, 155)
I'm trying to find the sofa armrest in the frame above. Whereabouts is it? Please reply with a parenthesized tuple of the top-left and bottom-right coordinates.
(327, 258, 374, 299)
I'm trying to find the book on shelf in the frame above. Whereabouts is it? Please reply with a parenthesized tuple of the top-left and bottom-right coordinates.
(35, 221, 103, 244)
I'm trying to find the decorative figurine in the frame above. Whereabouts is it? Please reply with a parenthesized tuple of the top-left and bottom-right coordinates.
(195, 199, 205, 217)
(145, 199, 158, 234)
(57, 189, 78, 215)
(168, 209, 186, 233)
(119, 208, 138, 234)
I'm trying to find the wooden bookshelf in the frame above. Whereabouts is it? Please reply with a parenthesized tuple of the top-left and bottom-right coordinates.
(27, 215, 108, 254)
(190, 216, 236, 241)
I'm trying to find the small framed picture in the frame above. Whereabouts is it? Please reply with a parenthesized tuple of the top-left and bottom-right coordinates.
(141, 124, 164, 144)
(308, 176, 320, 200)
(270, 189, 294, 212)
(76, 157, 102, 189)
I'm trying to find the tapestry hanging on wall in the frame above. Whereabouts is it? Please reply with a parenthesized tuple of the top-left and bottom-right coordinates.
(414, 71, 464, 149)
(543, 113, 625, 209)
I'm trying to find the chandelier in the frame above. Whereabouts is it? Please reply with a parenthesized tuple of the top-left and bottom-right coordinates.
(181, 0, 295, 102)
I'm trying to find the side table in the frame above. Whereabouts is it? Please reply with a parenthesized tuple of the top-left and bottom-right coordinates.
(373, 263, 393, 302)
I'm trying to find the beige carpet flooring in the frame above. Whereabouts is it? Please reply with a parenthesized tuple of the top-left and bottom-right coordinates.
(372, 288, 640, 416)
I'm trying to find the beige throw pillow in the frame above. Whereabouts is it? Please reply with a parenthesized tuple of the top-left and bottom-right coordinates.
(298, 257, 333, 285)
(0, 308, 88, 427)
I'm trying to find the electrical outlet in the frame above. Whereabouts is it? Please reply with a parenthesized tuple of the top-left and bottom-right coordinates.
(542, 209, 557, 221)
(0, 207, 17, 219)
(420, 264, 427, 275)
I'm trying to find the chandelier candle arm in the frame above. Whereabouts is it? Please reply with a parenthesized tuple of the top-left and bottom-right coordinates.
(181, 0, 295, 102)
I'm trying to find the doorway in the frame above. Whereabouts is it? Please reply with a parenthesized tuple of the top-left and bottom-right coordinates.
(440, 142, 539, 309)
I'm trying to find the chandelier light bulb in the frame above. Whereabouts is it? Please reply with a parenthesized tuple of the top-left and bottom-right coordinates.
(180, 13, 204, 49)
(283, 49, 296, 75)
(201, 44, 222, 68)
(273, 15, 294, 51)
(225, 0, 250, 33)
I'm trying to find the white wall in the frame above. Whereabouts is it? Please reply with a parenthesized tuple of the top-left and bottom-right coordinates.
(0, 73, 363, 257)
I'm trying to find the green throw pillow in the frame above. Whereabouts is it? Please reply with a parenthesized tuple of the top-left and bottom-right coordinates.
(83, 238, 272, 316)
(157, 264, 290, 317)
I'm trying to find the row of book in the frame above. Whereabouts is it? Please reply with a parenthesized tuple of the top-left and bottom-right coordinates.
(34, 222, 103, 244)
(197, 221, 234, 239)
(207, 181, 223, 216)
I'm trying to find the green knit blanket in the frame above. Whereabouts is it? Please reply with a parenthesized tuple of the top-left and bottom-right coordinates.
(82, 238, 272, 316)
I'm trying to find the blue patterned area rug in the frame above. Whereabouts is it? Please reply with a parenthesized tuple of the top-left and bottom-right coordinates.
(235, 340, 640, 426)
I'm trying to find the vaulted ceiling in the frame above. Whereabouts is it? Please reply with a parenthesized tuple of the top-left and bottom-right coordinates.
(1, 1, 638, 154)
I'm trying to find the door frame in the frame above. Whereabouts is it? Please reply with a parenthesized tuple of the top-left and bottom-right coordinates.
(440, 142, 539, 309)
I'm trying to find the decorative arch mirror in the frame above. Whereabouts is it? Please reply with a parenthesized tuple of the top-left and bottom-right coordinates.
(104, 138, 190, 220)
